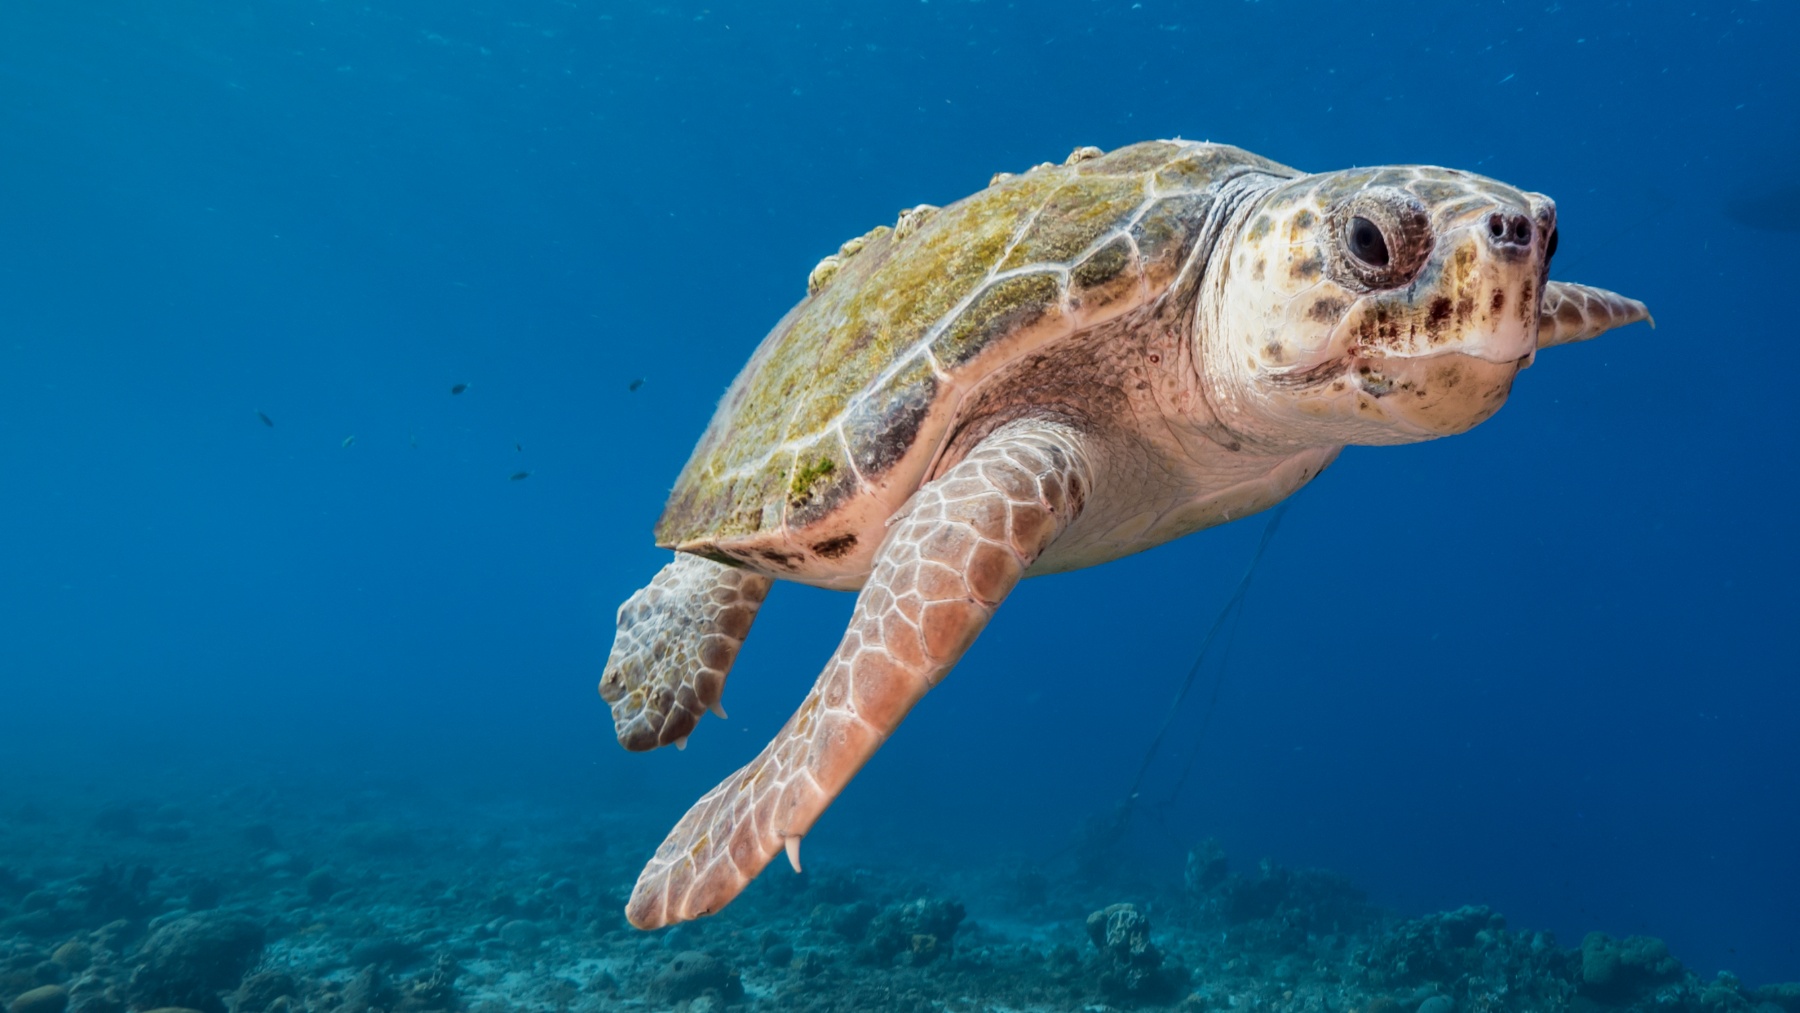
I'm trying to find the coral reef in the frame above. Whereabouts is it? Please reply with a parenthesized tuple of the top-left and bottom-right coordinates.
(1085, 903, 1186, 1004)
(126, 913, 265, 1013)
(645, 951, 741, 1004)
(0, 781, 1794, 1013)
(860, 898, 965, 967)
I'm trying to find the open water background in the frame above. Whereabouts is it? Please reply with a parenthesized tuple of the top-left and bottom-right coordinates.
(2, 0, 1795, 986)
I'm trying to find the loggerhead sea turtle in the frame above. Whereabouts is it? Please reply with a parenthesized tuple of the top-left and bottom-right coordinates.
(600, 140, 1650, 929)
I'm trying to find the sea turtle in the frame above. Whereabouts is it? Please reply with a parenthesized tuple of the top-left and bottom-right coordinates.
(600, 140, 1649, 929)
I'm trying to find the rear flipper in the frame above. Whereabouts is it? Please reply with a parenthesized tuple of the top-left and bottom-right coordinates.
(600, 554, 772, 751)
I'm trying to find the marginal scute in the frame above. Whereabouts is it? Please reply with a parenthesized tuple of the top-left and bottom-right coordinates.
(844, 355, 938, 478)
(659, 447, 795, 546)
(1064, 145, 1105, 165)
(989, 171, 1017, 186)
(786, 444, 856, 530)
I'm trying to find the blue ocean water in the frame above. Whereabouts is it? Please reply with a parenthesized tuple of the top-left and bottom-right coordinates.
(2, 0, 1795, 1002)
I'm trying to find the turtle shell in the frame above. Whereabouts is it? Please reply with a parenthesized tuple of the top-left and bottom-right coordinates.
(656, 140, 1297, 583)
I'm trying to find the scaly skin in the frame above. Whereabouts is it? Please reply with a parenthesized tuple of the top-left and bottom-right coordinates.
(599, 554, 772, 751)
(624, 420, 1090, 929)
(1538, 281, 1654, 349)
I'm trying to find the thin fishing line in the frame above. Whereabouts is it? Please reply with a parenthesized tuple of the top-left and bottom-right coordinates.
(1115, 501, 1288, 831)
(1156, 569, 1254, 814)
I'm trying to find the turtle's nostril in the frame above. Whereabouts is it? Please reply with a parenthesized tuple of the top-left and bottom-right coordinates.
(1488, 212, 1533, 248)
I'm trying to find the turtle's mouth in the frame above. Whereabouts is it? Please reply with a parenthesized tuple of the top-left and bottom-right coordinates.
(1263, 343, 1526, 441)
(1348, 349, 1526, 438)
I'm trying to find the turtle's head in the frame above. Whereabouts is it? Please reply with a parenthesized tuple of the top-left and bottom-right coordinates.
(1201, 165, 1649, 448)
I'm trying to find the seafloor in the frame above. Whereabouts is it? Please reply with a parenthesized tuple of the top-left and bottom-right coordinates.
(1, 774, 1794, 1013)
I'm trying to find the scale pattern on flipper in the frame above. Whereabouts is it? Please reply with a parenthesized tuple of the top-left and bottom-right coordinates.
(600, 554, 772, 752)
(1537, 281, 1653, 348)
(625, 420, 1092, 928)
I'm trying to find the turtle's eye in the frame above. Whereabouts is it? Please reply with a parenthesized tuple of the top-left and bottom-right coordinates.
(1326, 188, 1432, 291)
(1346, 217, 1390, 267)
(1544, 227, 1559, 262)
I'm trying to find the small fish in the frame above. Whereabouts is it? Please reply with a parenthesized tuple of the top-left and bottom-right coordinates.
(628, 378, 645, 392)
(256, 411, 274, 427)
(510, 470, 531, 481)
(342, 435, 356, 448)
(514, 443, 522, 452)
(450, 382, 470, 395)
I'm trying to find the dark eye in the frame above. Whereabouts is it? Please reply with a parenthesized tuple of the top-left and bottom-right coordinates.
(1544, 227, 1559, 261)
(1347, 216, 1390, 267)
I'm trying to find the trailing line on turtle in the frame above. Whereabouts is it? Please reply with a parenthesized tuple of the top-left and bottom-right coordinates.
(596, 139, 1652, 929)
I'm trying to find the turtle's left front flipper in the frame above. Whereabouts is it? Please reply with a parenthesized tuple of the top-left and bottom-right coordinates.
(624, 419, 1093, 929)
(1538, 281, 1653, 349)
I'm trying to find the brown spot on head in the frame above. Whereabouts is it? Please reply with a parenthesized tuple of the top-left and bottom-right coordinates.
(1288, 208, 1317, 242)
(1288, 252, 1323, 282)
(1308, 296, 1349, 323)
(1425, 296, 1453, 336)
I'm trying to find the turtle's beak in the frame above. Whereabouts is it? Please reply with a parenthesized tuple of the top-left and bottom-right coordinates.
(1537, 281, 1654, 349)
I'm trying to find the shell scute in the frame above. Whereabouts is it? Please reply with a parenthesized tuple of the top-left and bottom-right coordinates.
(1070, 235, 1143, 316)
(931, 271, 1069, 368)
(996, 173, 1147, 271)
(843, 355, 938, 479)
(659, 450, 792, 546)
(1152, 144, 1296, 192)
(1131, 193, 1215, 292)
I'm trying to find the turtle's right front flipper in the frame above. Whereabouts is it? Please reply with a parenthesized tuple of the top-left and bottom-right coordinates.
(601, 554, 772, 751)
(624, 419, 1091, 929)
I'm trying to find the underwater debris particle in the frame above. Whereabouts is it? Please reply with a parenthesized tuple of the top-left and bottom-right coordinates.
(256, 411, 274, 427)
(450, 382, 470, 395)
(510, 471, 531, 481)
(341, 435, 356, 448)
(629, 378, 645, 392)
